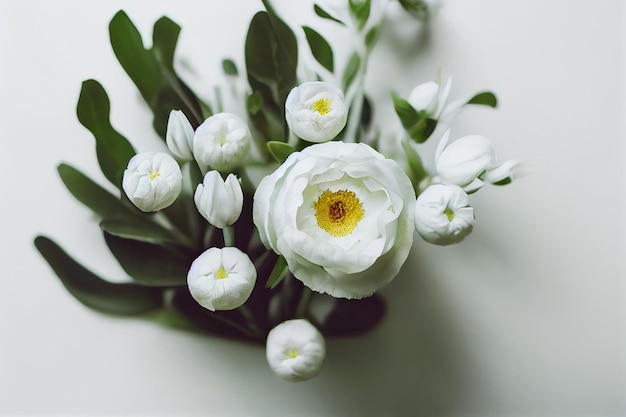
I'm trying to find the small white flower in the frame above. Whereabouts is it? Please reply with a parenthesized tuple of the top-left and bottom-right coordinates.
(122, 152, 182, 212)
(187, 247, 257, 312)
(266, 319, 325, 382)
(193, 112, 251, 171)
(194, 171, 243, 228)
(434, 131, 497, 192)
(285, 81, 348, 143)
(408, 77, 452, 120)
(414, 184, 474, 245)
(165, 110, 195, 161)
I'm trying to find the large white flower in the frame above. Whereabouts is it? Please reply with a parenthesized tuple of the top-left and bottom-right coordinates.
(187, 247, 257, 312)
(193, 112, 251, 171)
(266, 319, 325, 382)
(414, 184, 474, 245)
(122, 152, 182, 212)
(253, 141, 415, 299)
(285, 82, 348, 143)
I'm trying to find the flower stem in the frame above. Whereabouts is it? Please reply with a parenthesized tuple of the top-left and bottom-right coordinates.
(223, 226, 235, 247)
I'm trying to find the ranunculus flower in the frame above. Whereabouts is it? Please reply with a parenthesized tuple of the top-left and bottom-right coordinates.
(414, 184, 474, 245)
(253, 141, 415, 299)
(193, 112, 251, 171)
(434, 130, 497, 192)
(266, 319, 325, 382)
(187, 247, 257, 311)
(194, 171, 243, 228)
(285, 81, 348, 143)
(122, 152, 182, 212)
(165, 110, 194, 161)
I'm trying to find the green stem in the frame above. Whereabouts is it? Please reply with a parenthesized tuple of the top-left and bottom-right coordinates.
(223, 226, 235, 247)
(210, 311, 260, 341)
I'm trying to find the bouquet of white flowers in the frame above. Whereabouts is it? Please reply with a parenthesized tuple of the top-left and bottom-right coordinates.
(34, 0, 517, 382)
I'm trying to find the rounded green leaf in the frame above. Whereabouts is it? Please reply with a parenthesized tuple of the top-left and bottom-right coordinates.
(303, 26, 334, 72)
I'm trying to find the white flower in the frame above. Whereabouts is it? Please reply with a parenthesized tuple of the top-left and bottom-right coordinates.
(194, 171, 243, 228)
(414, 184, 474, 245)
(266, 319, 325, 382)
(408, 77, 452, 120)
(165, 110, 194, 160)
(285, 82, 348, 143)
(481, 159, 520, 185)
(253, 141, 415, 299)
(193, 112, 251, 171)
(187, 247, 257, 312)
(122, 152, 182, 212)
(434, 131, 497, 192)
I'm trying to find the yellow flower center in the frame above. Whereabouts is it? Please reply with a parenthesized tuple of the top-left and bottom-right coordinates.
(218, 134, 226, 146)
(285, 347, 299, 358)
(214, 265, 229, 279)
(313, 189, 364, 237)
(149, 170, 160, 180)
(312, 98, 331, 115)
(444, 208, 454, 222)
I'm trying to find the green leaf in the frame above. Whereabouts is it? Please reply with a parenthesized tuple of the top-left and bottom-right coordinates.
(266, 255, 289, 289)
(342, 52, 361, 90)
(58, 163, 131, 219)
(267, 141, 295, 163)
(401, 140, 427, 187)
(104, 233, 192, 287)
(34, 236, 163, 315)
(392, 92, 420, 130)
(407, 116, 437, 143)
(303, 26, 334, 72)
(152, 16, 181, 70)
(320, 293, 386, 337)
(313, 4, 346, 25)
(109, 10, 163, 106)
(100, 218, 181, 245)
(365, 25, 381, 51)
(76, 80, 136, 187)
(222, 59, 239, 76)
(349, 0, 371, 31)
(467, 91, 498, 108)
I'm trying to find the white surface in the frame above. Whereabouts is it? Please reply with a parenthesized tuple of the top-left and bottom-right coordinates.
(1, 0, 624, 415)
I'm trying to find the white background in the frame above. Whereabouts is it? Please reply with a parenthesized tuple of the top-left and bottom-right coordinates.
(1, 0, 624, 416)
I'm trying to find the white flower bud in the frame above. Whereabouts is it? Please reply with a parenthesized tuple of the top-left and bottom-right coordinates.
(187, 247, 257, 312)
(435, 131, 497, 191)
(285, 81, 348, 143)
(414, 184, 475, 245)
(408, 77, 451, 119)
(165, 110, 195, 161)
(194, 171, 243, 228)
(266, 319, 325, 382)
(193, 112, 251, 171)
(481, 159, 520, 185)
(122, 152, 182, 212)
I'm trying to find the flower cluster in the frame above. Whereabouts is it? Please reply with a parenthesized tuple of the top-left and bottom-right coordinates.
(35, 0, 519, 383)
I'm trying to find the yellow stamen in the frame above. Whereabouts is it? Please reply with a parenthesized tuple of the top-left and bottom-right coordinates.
(218, 135, 226, 146)
(313, 189, 364, 237)
(444, 208, 454, 222)
(285, 347, 299, 358)
(149, 170, 160, 180)
(312, 98, 331, 115)
(214, 265, 229, 279)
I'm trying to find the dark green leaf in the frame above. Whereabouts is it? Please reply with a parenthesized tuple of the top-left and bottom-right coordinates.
(320, 293, 386, 337)
(467, 91, 498, 108)
(392, 92, 420, 130)
(267, 141, 295, 163)
(342, 52, 361, 90)
(222, 59, 239, 76)
(313, 4, 346, 25)
(303, 26, 334, 72)
(58, 163, 130, 219)
(76, 80, 136, 187)
(365, 25, 381, 51)
(401, 140, 427, 187)
(104, 232, 192, 287)
(407, 116, 437, 143)
(109, 10, 162, 105)
(361, 95, 373, 130)
(349, 0, 371, 31)
(152, 16, 181, 70)
(34, 236, 163, 315)
(266, 255, 289, 289)
(100, 218, 181, 245)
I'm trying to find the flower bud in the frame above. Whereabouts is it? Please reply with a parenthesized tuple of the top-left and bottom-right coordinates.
(266, 319, 326, 382)
(435, 131, 497, 191)
(165, 110, 195, 161)
(194, 171, 243, 228)
(481, 159, 520, 186)
(193, 112, 251, 171)
(408, 77, 451, 119)
(187, 247, 257, 312)
(285, 81, 348, 143)
(122, 152, 182, 212)
(414, 184, 474, 245)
